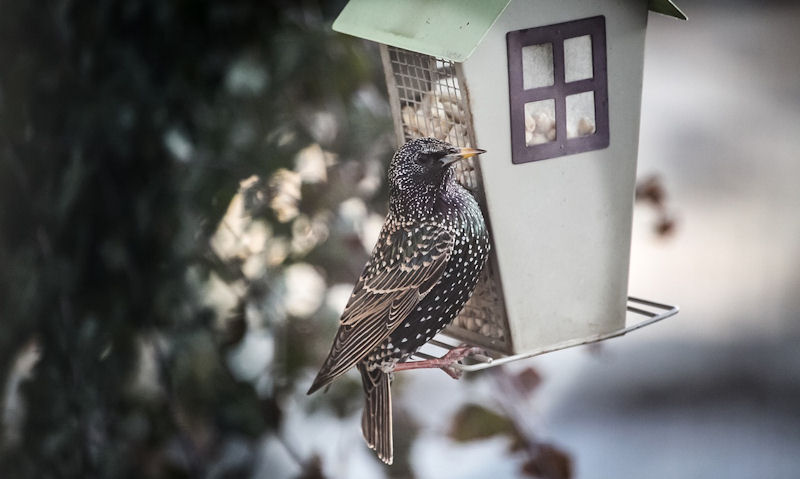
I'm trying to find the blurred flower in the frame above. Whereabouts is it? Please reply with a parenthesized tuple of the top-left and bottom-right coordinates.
(295, 143, 334, 184)
(357, 158, 384, 196)
(211, 190, 247, 260)
(326, 283, 355, 315)
(337, 197, 367, 233)
(269, 169, 302, 223)
(164, 128, 194, 163)
(127, 335, 166, 401)
(211, 180, 272, 261)
(290, 213, 330, 257)
(360, 213, 384, 253)
(242, 253, 268, 280)
(225, 56, 268, 96)
(203, 272, 243, 319)
(284, 263, 326, 318)
(305, 111, 339, 145)
(227, 331, 275, 384)
(336, 198, 383, 253)
(266, 237, 290, 267)
(2, 338, 41, 447)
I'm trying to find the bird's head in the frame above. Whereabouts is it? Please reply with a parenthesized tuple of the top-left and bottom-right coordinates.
(388, 137, 485, 211)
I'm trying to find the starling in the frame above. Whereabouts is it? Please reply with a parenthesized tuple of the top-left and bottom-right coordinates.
(307, 137, 490, 464)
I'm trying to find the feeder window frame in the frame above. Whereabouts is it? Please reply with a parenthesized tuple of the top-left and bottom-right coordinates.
(507, 15, 610, 164)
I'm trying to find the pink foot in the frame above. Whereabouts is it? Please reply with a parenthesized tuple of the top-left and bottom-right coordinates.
(393, 346, 484, 380)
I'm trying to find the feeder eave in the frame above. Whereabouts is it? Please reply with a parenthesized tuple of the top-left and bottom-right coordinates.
(332, 0, 511, 63)
(648, 0, 687, 20)
(333, 0, 685, 63)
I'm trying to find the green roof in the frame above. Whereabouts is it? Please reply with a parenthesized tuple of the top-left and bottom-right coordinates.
(333, 0, 686, 62)
(648, 0, 687, 20)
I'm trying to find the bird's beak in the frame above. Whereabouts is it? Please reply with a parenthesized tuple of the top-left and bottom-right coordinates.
(441, 147, 487, 166)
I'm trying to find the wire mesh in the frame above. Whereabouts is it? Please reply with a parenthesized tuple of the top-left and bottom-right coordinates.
(382, 45, 512, 353)
(427, 297, 680, 372)
(386, 48, 480, 191)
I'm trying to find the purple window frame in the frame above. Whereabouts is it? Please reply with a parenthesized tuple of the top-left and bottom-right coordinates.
(507, 16, 610, 164)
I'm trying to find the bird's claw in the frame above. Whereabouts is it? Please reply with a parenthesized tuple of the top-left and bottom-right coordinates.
(440, 365, 463, 380)
(438, 345, 483, 379)
(441, 345, 484, 364)
(393, 345, 484, 379)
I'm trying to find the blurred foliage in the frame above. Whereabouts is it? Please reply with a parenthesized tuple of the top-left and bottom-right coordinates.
(449, 368, 573, 479)
(519, 444, 572, 479)
(448, 404, 517, 443)
(0, 0, 393, 477)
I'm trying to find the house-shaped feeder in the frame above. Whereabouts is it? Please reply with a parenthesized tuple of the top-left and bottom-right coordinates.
(333, 0, 684, 369)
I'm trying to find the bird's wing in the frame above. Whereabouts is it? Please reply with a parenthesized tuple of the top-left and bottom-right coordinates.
(307, 220, 454, 393)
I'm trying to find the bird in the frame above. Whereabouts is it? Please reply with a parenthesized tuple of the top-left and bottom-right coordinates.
(307, 137, 490, 465)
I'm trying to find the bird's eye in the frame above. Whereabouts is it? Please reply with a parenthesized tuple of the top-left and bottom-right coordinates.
(416, 151, 443, 165)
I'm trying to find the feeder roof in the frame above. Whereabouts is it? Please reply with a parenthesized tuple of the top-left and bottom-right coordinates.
(333, 0, 686, 62)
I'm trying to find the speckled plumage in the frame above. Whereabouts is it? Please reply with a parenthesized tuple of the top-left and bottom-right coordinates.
(307, 138, 489, 464)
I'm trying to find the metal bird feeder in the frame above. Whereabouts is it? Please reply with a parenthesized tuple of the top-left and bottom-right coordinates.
(332, 0, 684, 368)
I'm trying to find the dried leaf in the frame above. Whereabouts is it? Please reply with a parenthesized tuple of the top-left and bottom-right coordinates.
(448, 403, 516, 442)
(656, 215, 677, 237)
(514, 367, 542, 395)
(635, 175, 666, 206)
(520, 443, 572, 479)
(296, 455, 326, 479)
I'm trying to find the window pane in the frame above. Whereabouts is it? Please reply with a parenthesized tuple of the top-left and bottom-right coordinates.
(522, 43, 554, 89)
(524, 99, 556, 145)
(564, 35, 593, 82)
(566, 91, 595, 138)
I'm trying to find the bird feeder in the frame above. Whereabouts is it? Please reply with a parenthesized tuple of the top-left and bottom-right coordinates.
(332, 0, 683, 367)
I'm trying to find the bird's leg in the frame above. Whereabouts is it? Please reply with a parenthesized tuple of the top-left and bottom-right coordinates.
(393, 346, 484, 380)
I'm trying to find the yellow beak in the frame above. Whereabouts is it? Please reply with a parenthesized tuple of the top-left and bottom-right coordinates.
(441, 147, 487, 166)
(455, 147, 486, 159)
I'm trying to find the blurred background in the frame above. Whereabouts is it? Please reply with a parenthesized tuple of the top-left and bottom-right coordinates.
(1, 1, 798, 478)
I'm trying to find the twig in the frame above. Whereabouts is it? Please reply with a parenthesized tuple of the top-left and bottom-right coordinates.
(149, 332, 206, 477)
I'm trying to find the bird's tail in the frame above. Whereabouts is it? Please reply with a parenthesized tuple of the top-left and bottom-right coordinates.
(358, 363, 393, 465)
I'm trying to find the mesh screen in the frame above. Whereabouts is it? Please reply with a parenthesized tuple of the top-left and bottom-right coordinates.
(386, 48, 479, 191)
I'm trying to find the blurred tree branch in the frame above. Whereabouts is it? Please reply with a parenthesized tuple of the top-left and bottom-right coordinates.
(0, 0, 392, 476)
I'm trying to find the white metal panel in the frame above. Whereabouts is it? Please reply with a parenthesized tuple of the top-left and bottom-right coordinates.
(462, 0, 648, 353)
